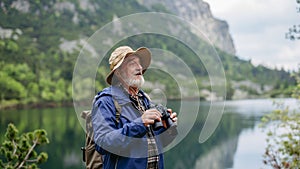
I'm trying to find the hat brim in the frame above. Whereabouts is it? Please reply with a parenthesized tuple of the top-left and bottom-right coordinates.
(106, 47, 151, 85)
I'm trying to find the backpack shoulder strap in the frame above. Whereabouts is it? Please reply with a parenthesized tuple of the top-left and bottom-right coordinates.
(81, 110, 93, 137)
(80, 99, 121, 125)
(113, 99, 122, 123)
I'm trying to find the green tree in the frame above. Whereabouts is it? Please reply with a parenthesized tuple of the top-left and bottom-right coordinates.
(0, 72, 26, 101)
(260, 71, 300, 168)
(225, 81, 234, 100)
(0, 123, 49, 169)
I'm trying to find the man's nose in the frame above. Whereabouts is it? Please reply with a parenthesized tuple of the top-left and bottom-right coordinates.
(136, 62, 143, 70)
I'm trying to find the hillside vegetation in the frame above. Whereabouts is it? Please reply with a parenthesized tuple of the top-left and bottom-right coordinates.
(0, 0, 296, 109)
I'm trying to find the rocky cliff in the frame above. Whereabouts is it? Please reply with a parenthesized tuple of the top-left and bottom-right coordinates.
(7, 0, 236, 55)
(138, 0, 236, 55)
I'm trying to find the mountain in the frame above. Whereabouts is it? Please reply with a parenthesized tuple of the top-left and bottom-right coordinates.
(139, 0, 236, 55)
(0, 0, 296, 109)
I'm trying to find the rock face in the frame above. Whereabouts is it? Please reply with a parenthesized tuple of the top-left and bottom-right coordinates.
(9, 0, 236, 55)
(139, 0, 236, 55)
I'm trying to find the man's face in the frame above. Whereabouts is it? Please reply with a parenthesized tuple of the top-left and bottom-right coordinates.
(118, 54, 145, 88)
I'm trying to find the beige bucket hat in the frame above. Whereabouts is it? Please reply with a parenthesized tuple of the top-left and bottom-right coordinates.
(106, 46, 151, 85)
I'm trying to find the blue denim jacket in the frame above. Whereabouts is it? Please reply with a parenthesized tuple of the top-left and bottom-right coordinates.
(92, 86, 177, 169)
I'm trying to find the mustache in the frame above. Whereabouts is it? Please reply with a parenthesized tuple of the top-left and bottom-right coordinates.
(134, 71, 143, 75)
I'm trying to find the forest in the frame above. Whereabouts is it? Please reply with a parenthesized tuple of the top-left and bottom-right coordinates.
(0, 0, 297, 109)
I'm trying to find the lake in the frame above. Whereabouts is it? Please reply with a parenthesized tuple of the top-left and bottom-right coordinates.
(0, 98, 297, 169)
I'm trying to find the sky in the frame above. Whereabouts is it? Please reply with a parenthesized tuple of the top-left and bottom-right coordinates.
(205, 0, 300, 71)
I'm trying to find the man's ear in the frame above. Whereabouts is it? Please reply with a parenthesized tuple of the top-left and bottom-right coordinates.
(114, 69, 121, 78)
(114, 69, 119, 75)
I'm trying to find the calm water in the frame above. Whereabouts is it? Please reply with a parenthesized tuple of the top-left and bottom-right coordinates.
(0, 98, 297, 169)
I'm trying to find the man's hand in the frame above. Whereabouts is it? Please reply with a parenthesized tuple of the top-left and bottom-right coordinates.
(168, 109, 178, 125)
(170, 112, 178, 124)
(141, 109, 162, 126)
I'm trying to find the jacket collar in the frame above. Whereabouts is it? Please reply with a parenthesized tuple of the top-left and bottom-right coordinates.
(98, 85, 147, 106)
(110, 85, 131, 105)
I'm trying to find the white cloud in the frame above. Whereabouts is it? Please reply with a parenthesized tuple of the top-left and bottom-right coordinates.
(205, 0, 300, 71)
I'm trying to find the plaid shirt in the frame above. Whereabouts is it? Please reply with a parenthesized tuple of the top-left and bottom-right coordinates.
(146, 126, 159, 169)
(130, 93, 159, 169)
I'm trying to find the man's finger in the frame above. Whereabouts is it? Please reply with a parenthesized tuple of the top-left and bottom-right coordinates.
(170, 112, 177, 118)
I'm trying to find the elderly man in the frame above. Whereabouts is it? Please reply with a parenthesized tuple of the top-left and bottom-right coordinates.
(92, 46, 178, 169)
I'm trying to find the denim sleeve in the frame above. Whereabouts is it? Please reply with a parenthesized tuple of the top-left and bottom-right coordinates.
(92, 95, 148, 154)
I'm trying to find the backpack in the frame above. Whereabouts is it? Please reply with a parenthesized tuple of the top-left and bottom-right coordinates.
(80, 99, 121, 169)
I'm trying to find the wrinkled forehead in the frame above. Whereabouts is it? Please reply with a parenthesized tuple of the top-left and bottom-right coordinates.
(122, 54, 140, 65)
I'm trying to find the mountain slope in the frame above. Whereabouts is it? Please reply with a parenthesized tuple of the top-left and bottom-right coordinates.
(0, 0, 295, 108)
(139, 0, 236, 55)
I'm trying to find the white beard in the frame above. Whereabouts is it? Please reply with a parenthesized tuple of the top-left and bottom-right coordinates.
(120, 72, 145, 88)
(127, 76, 145, 88)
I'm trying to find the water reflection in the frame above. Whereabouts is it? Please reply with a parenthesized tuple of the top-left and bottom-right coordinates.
(232, 127, 270, 169)
(164, 99, 294, 169)
(0, 99, 295, 169)
(0, 107, 85, 169)
(195, 136, 238, 169)
(164, 108, 255, 169)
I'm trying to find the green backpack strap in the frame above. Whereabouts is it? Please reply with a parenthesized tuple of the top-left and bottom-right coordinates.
(113, 99, 122, 123)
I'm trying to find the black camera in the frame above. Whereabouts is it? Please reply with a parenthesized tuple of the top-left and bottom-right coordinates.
(149, 103, 176, 130)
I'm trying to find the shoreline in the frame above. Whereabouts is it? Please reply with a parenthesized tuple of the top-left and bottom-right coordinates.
(0, 95, 286, 111)
(0, 101, 74, 111)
